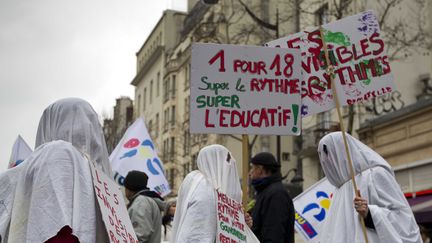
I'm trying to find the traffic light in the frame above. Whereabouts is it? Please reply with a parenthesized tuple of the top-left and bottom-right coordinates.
(201, 0, 219, 4)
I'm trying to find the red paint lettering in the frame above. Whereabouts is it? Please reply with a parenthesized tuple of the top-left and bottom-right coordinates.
(205, 109, 215, 128)
(359, 38, 372, 57)
(369, 32, 384, 56)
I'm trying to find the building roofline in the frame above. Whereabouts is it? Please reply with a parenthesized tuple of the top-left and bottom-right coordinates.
(136, 9, 187, 56)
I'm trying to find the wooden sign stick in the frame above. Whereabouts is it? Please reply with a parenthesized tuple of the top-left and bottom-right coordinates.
(242, 134, 249, 209)
(319, 26, 369, 243)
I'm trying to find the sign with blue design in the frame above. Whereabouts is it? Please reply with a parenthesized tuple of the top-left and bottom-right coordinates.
(293, 178, 336, 242)
(110, 118, 171, 197)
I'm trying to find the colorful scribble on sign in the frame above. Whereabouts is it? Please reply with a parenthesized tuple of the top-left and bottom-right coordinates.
(190, 43, 302, 135)
(293, 178, 336, 243)
(266, 10, 396, 116)
(110, 118, 171, 197)
(119, 138, 164, 176)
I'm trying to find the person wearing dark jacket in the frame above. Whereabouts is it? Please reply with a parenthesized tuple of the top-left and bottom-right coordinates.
(248, 152, 295, 243)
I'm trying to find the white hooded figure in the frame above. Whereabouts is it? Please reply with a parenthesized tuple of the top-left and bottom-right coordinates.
(0, 164, 25, 240)
(170, 144, 259, 243)
(317, 132, 421, 243)
(6, 98, 111, 243)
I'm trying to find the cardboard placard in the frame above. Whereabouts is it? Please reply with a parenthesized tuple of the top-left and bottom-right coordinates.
(266, 10, 395, 117)
(89, 162, 139, 243)
(190, 43, 302, 135)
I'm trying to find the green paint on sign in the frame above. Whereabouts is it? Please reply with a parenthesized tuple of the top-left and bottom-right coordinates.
(291, 104, 299, 133)
(361, 60, 372, 85)
(324, 30, 351, 46)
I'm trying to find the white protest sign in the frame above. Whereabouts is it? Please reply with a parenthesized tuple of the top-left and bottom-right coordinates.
(216, 190, 247, 243)
(266, 10, 395, 117)
(190, 43, 302, 135)
(8, 135, 32, 168)
(110, 118, 171, 197)
(89, 162, 139, 243)
(293, 178, 336, 242)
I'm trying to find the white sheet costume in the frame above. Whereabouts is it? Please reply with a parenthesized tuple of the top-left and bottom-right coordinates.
(170, 144, 259, 243)
(317, 132, 421, 243)
(4, 98, 111, 243)
(0, 164, 24, 240)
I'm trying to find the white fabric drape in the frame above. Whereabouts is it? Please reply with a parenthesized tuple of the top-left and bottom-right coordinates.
(35, 98, 112, 176)
(6, 98, 110, 243)
(317, 132, 421, 243)
(170, 144, 259, 243)
(0, 165, 24, 240)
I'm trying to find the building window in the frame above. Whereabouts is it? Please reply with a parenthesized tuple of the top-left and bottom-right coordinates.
(164, 108, 169, 132)
(183, 163, 189, 178)
(282, 152, 290, 161)
(169, 168, 175, 189)
(155, 113, 159, 137)
(148, 119, 153, 138)
(183, 130, 190, 156)
(184, 97, 189, 121)
(171, 75, 176, 99)
(157, 72, 160, 97)
(163, 139, 167, 158)
(163, 138, 170, 161)
(170, 137, 175, 160)
(184, 64, 190, 91)
(163, 78, 169, 102)
(171, 106, 176, 127)
(150, 80, 153, 104)
(191, 160, 197, 171)
(191, 153, 198, 170)
(143, 88, 147, 111)
(137, 94, 141, 115)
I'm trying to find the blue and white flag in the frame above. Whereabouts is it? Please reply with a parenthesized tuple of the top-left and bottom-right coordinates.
(110, 118, 171, 197)
(293, 178, 336, 242)
(8, 135, 32, 168)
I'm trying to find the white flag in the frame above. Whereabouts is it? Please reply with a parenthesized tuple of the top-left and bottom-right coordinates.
(8, 135, 33, 168)
(110, 118, 171, 197)
(293, 178, 336, 242)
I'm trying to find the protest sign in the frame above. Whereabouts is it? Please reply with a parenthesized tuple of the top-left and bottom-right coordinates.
(266, 10, 395, 116)
(216, 190, 247, 243)
(89, 162, 139, 243)
(190, 43, 302, 135)
(110, 118, 171, 197)
(293, 178, 336, 242)
(8, 135, 32, 168)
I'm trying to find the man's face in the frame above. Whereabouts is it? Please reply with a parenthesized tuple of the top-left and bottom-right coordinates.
(125, 188, 134, 200)
(249, 164, 266, 180)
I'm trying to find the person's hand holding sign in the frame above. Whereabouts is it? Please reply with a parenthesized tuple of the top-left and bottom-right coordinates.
(353, 190, 369, 219)
(244, 211, 253, 228)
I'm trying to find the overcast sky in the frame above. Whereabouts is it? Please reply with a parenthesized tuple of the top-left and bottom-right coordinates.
(0, 0, 187, 171)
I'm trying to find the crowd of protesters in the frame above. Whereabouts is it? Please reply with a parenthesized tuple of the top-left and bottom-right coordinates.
(0, 97, 425, 243)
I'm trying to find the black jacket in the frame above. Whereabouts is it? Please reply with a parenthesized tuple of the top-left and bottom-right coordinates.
(251, 173, 295, 243)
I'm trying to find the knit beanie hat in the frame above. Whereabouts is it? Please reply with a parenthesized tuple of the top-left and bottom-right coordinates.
(250, 152, 281, 169)
(124, 170, 149, 192)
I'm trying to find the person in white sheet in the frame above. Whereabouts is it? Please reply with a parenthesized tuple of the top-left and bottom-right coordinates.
(0, 164, 24, 241)
(317, 132, 421, 243)
(6, 98, 111, 243)
(170, 144, 259, 243)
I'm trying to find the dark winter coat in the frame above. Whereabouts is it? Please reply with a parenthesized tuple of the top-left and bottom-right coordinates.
(251, 172, 295, 243)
